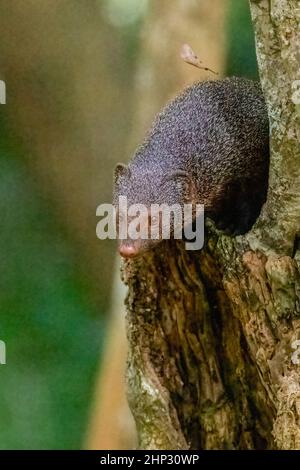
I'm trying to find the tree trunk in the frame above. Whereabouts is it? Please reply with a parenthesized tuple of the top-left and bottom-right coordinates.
(88, 0, 227, 449)
(123, 1, 300, 450)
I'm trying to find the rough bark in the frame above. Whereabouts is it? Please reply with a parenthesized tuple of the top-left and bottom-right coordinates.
(123, 0, 300, 450)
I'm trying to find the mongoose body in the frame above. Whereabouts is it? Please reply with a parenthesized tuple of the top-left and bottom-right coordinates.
(114, 77, 269, 258)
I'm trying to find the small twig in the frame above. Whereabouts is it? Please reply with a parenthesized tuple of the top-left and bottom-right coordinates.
(180, 43, 218, 75)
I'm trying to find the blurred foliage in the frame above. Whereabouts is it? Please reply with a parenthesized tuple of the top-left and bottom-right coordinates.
(0, 122, 105, 449)
(102, 0, 148, 28)
(0, 0, 143, 313)
(225, 0, 258, 79)
(101, 0, 147, 81)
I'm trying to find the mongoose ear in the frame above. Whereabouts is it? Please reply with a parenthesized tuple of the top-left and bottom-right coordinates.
(163, 170, 189, 183)
(114, 163, 130, 185)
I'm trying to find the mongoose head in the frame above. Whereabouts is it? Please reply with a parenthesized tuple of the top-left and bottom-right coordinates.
(113, 162, 195, 258)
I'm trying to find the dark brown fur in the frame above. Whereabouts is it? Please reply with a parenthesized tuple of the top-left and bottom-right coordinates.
(114, 77, 269, 257)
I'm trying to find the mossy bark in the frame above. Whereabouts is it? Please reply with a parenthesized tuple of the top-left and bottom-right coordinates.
(124, 0, 300, 450)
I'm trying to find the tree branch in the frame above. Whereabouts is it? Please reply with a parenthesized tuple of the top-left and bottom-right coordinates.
(248, 0, 300, 256)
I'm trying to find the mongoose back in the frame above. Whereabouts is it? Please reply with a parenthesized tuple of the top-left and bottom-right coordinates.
(114, 77, 269, 258)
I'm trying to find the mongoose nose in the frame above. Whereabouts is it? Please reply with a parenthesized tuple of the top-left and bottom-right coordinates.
(119, 244, 137, 258)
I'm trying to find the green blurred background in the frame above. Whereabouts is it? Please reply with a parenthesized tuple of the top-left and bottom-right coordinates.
(0, 0, 257, 449)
